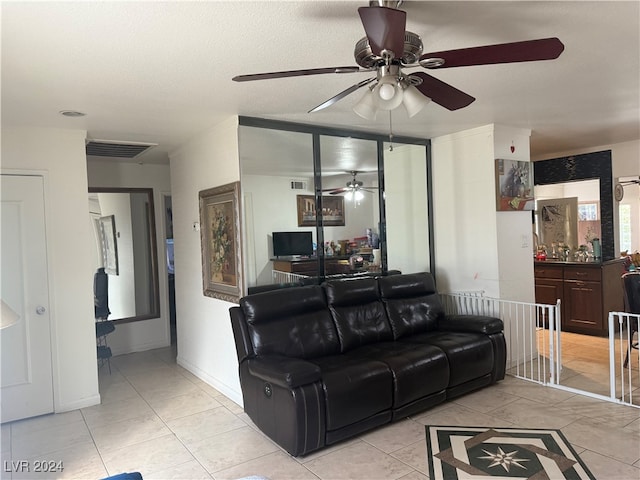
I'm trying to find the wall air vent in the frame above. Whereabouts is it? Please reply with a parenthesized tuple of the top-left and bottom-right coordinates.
(86, 140, 158, 159)
(290, 180, 307, 190)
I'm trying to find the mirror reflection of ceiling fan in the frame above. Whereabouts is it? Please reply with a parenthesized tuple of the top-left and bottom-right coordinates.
(232, 0, 564, 119)
(323, 171, 378, 202)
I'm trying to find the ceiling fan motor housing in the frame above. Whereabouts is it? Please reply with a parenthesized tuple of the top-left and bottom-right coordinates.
(354, 31, 423, 68)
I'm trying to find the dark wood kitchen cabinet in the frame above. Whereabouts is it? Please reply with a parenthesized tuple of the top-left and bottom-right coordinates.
(534, 260, 625, 335)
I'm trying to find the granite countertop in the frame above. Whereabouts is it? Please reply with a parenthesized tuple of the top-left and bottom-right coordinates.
(534, 258, 625, 266)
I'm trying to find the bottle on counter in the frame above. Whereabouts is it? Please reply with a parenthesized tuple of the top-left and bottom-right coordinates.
(591, 238, 601, 259)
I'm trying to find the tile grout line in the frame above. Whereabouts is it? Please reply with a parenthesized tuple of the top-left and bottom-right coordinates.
(112, 359, 214, 478)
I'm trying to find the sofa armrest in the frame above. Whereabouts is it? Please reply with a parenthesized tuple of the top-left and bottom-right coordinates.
(247, 356, 321, 389)
(440, 315, 503, 335)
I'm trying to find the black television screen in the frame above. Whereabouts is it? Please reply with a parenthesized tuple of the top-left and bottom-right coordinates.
(272, 231, 313, 257)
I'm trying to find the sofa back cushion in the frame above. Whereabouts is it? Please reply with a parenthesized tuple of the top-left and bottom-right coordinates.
(379, 272, 445, 339)
(323, 277, 393, 352)
(240, 285, 340, 359)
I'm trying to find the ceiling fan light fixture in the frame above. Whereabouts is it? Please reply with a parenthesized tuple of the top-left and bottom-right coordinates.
(374, 75, 403, 110)
(402, 83, 430, 117)
(353, 89, 377, 120)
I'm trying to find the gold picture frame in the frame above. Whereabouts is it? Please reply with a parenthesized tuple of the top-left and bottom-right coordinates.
(297, 194, 345, 227)
(199, 181, 243, 302)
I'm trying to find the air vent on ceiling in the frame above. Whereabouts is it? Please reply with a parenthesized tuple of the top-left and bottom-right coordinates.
(290, 180, 307, 190)
(85, 140, 158, 159)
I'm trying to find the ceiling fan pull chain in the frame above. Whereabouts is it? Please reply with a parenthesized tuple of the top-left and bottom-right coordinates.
(388, 111, 394, 151)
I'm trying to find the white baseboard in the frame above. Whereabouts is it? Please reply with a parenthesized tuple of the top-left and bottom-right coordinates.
(56, 393, 101, 412)
(176, 355, 244, 407)
(110, 339, 171, 357)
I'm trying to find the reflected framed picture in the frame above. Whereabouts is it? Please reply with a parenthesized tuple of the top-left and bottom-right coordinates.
(297, 195, 345, 227)
(538, 197, 579, 248)
(98, 215, 119, 275)
(199, 181, 243, 303)
(495, 159, 534, 211)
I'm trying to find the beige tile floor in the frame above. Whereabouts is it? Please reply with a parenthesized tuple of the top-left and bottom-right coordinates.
(1, 346, 639, 480)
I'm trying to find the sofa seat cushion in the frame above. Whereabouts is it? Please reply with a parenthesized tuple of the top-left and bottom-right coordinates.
(404, 332, 494, 387)
(310, 355, 393, 431)
(346, 342, 449, 408)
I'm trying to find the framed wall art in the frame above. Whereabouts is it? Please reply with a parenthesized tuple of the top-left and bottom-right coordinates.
(98, 215, 119, 275)
(495, 159, 535, 211)
(199, 181, 243, 302)
(297, 194, 345, 227)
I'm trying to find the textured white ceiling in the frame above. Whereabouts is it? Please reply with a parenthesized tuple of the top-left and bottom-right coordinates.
(2, 1, 638, 165)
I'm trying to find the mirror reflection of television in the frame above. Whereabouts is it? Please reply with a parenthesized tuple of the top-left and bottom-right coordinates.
(272, 231, 313, 257)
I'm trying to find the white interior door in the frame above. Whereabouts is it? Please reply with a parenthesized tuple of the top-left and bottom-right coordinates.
(1, 174, 54, 423)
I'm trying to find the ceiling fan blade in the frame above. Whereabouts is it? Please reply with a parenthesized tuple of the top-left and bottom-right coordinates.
(309, 77, 376, 113)
(420, 37, 564, 69)
(410, 72, 475, 111)
(358, 6, 406, 59)
(232, 66, 362, 82)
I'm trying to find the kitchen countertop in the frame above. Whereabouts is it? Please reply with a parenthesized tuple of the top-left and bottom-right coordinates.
(534, 258, 625, 266)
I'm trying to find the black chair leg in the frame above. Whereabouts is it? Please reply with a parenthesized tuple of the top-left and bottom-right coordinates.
(624, 332, 638, 369)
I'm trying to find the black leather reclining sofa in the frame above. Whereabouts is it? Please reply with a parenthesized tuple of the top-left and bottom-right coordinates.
(229, 272, 506, 456)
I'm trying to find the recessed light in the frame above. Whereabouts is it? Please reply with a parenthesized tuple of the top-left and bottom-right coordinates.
(59, 110, 86, 117)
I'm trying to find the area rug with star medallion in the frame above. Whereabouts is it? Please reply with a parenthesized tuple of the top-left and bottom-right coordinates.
(425, 425, 595, 479)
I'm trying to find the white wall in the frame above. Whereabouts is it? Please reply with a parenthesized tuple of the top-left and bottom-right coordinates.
(494, 126, 535, 302)
(87, 160, 172, 355)
(169, 116, 243, 405)
(1, 127, 100, 412)
(432, 124, 535, 302)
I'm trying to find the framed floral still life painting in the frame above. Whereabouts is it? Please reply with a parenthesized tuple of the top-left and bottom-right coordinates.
(495, 159, 535, 211)
(199, 181, 243, 303)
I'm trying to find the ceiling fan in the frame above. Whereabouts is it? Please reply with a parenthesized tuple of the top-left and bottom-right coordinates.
(232, 0, 564, 119)
(324, 171, 378, 202)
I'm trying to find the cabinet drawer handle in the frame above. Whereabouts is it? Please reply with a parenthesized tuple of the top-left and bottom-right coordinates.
(575, 272, 587, 276)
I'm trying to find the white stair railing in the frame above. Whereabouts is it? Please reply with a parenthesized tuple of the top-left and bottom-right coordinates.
(271, 270, 308, 284)
(441, 293, 562, 385)
(608, 312, 640, 407)
(441, 293, 639, 409)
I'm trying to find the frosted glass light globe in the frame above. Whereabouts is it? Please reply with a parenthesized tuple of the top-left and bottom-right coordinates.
(374, 75, 403, 110)
(378, 83, 396, 101)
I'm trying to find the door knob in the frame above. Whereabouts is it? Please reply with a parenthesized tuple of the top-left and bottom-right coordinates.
(36, 306, 46, 315)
